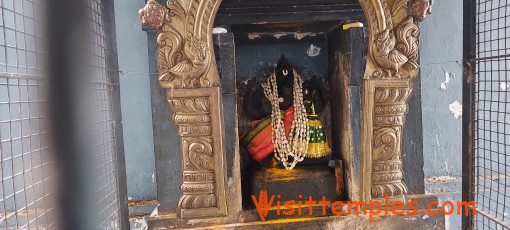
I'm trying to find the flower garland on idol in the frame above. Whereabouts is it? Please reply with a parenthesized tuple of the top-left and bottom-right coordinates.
(261, 69, 310, 170)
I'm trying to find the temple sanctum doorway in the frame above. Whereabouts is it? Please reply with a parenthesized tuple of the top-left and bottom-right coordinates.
(138, 0, 442, 228)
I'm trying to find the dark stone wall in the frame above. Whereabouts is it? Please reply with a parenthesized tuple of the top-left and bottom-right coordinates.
(234, 33, 332, 148)
(148, 31, 182, 213)
(402, 75, 425, 195)
(234, 34, 329, 81)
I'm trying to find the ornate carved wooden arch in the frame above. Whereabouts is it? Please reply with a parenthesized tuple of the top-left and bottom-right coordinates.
(139, 0, 431, 219)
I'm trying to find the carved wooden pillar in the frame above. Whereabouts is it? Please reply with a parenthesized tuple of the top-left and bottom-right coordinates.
(358, 0, 430, 202)
(168, 88, 227, 218)
(139, 0, 227, 218)
(362, 79, 412, 201)
(359, 0, 432, 201)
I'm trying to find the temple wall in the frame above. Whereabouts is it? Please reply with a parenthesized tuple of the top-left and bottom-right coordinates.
(113, 0, 156, 201)
(420, 0, 464, 229)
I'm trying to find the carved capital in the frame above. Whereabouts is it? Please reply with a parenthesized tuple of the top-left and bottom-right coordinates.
(140, 0, 221, 89)
(359, 0, 423, 80)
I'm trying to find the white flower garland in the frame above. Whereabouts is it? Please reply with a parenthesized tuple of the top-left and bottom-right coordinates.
(261, 70, 310, 170)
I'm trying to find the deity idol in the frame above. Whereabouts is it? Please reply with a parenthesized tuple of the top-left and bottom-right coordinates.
(241, 55, 331, 170)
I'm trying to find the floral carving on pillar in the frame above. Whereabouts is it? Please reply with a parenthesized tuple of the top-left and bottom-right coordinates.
(371, 88, 412, 198)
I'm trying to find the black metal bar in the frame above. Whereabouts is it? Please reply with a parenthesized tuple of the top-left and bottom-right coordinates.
(102, 0, 129, 229)
(462, 0, 476, 227)
(462, 0, 476, 229)
(46, 0, 91, 229)
(473, 53, 510, 61)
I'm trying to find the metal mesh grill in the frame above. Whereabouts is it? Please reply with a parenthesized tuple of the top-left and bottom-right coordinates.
(474, 0, 510, 228)
(0, 0, 58, 229)
(86, 0, 121, 229)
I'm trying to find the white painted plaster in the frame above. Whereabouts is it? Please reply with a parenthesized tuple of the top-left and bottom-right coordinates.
(440, 71, 452, 91)
(213, 27, 228, 34)
(130, 217, 148, 230)
(425, 176, 461, 184)
(307, 44, 321, 57)
(448, 101, 462, 119)
(274, 33, 287, 39)
(247, 34, 261, 40)
(294, 32, 316, 40)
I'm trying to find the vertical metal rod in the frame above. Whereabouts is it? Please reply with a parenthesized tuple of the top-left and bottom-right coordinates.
(46, 0, 90, 229)
(462, 0, 476, 229)
(102, 0, 129, 229)
(6, 75, 19, 230)
(13, 1, 31, 228)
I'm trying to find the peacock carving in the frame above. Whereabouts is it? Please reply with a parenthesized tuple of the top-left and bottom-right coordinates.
(372, 29, 409, 77)
(139, 0, 213, 89)
(157, 28, 211, 88)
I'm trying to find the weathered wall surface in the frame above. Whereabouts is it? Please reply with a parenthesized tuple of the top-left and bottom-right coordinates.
(420, 0, 463, 229)
(113, 0, 157, 201)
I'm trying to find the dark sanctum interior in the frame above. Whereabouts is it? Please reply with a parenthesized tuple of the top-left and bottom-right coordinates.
(213, 0, 368, 210)
(208, 0, 426, 214)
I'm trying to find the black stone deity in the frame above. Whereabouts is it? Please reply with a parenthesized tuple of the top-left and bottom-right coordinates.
(241, 55, 331, 168)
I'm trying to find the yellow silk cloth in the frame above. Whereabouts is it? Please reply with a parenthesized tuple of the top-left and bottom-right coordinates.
(306, 116, 332, 158)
